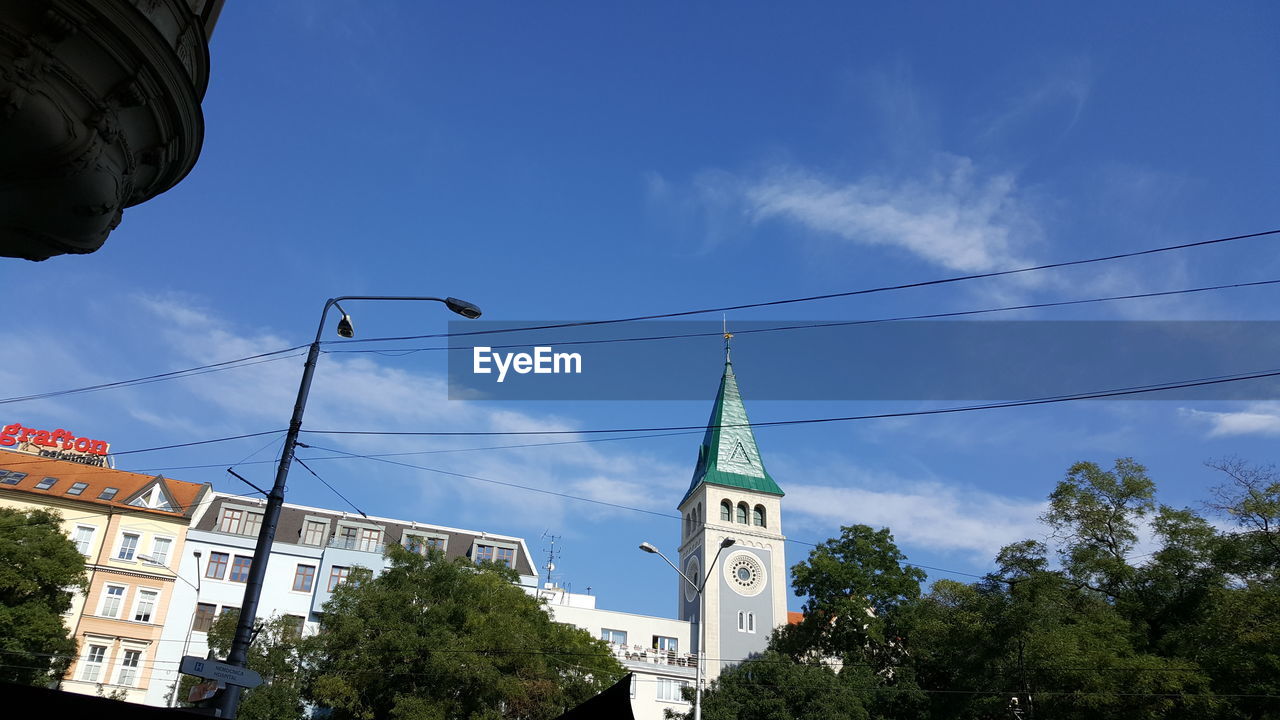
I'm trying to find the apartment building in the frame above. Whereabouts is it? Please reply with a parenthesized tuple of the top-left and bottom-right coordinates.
(541, 585, 697, 720)
(147, 492, 538, 705)
(0, 450, 209, 702)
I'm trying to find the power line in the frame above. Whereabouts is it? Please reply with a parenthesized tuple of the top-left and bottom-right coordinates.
(323, 277, 1280, 356)
(130, 431, 703, 473)
(304, 366, 1280, 438)
(0, 347, 307, 406)
(296, 441, 994, 582)
(3, 229, 1275, 407)
(326, 228, 1280, 345)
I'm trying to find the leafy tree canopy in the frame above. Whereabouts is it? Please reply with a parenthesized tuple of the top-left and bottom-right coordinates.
(0, 507, 86, 686)
(307, 545, 623, 720)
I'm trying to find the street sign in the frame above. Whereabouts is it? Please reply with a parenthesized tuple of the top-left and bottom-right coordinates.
(180, 656, 264, 688)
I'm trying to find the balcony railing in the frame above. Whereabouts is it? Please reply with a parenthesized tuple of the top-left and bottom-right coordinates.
(603, 641, 698, 670)
(327, 537, 385, 553)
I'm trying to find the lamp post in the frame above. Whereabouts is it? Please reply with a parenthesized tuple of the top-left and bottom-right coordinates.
(214, 296, 482, 718)
(640, 536, 735, 720)
(170, 550, 203, 708)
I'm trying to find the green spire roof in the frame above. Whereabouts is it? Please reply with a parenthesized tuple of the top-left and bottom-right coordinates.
(681, 360, 783, 505)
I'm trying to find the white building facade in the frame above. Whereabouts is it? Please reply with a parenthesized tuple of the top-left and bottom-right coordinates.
(148, 492, 537, 706)
(542, 586, 697, 720)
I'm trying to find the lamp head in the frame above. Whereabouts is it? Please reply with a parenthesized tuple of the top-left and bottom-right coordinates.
(639, 542, 659, 554)
(445, 297, 483, 319)
(194, 550, 201, 558)
(336, 314, 355, 338)
(720, 537, 736, 549)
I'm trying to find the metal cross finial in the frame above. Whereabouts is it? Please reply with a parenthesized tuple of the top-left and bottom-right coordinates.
(723, 315, 733, 364)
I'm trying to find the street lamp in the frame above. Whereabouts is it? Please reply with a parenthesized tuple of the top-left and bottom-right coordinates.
(639, 536, 735, 720)
(215, 295, 483, 719)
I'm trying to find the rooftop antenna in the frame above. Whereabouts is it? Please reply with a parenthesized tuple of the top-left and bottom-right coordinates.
(540, 531, 561, 589)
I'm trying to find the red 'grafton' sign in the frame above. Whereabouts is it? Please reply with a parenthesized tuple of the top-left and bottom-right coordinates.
(1, 423, 109, 456)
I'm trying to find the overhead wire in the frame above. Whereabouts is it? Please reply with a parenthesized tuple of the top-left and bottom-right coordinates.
(304, 365, 1280, 438)
(325, 228, 1280, 345)
(0, 347, 308, 406)
(3, 228, 1277, 405)
(323, 277, 1280, 356)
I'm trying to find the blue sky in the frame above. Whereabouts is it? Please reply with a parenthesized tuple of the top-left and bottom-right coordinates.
(3, 2, 1279, 617)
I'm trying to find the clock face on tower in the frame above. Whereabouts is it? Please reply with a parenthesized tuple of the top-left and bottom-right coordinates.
(724, 551, 766, 597)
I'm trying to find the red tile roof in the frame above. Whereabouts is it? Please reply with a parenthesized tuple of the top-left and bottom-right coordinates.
(788, 611, 804, 625)
(0, 451, 207, 518)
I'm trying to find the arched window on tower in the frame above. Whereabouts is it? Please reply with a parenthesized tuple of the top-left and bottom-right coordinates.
(752, 505, 766, 527)
(736, 502, 748, 524)
(737, 611, 745, 631)
(720, 500, 732, 522)
(747, 612, 756, 633)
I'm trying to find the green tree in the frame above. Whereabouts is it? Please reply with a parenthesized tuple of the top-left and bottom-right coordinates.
(777, 524, 925, 674)
(689, 651, 870, 720)
(307, 545, 622, 720)
(0, 507, 87, 686)
(177, 611, 308, 720)
(1206, 457, 1280, 582)
(1042, 458, 1155, 600)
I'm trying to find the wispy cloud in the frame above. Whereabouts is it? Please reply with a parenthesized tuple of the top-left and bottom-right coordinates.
(743, 156, 1041, 273)
(772, 458, 1047, 561)
(1181, 403, 1280, 437)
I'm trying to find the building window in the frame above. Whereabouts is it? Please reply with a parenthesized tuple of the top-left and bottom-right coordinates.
(406, 533, 447, 554)
(80, 645, 107, 682)
(133, 589, 158, 622)
(193, 603, 216, 632)
(219, 507, 264, 536)
(302, 520, 326, 546)
(150, 537, 172, 565)
(600, 628, 627, 645)
(474, 544, 514, 568)
(98, 486, 118, 501)
(66, 481, 89, 496)
(630, 674, 638, 699)
(0, 470, 26, 484)
(219, 508, 243, 533)
(753, 505, 766, 527)
(652, 636, 678, 652)
(230, 556, 253, 583)
(206, 552, 228, 580)
(358, 528, 381, 552)
(117, 532, 139, 560)
(221, 606, 239, 618)
(293, 564, 316, 593)
(328, 566, 350, 591)
(720, 500, 731, 521)
(116, 649, 142, 686)
(737, 610, 745, 631)
(657, 678, 690, 702)
(73, 526, 95, 555)
(284, 615, 305, 638)
(34, 476, 57, 490)
(747, 612, 756, 633)
(100, 584, 126, 618)
(736, 503, 748, 524)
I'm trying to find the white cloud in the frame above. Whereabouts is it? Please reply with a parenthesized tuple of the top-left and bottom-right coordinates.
(775, 461, 1046, 560)
(729, 155, 1042, 274)
(1181, 403, 1280, 438)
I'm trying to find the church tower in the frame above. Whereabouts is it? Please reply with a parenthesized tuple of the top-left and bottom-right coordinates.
(677, 345, 786, 680)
